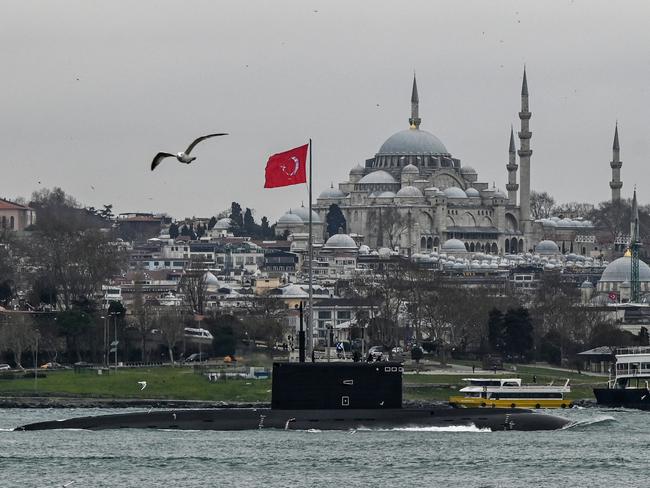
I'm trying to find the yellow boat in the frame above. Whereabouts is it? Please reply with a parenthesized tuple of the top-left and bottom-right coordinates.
(449, 377, 573, 409)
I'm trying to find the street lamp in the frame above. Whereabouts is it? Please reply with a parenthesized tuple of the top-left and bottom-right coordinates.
(108, 311, 119, 373)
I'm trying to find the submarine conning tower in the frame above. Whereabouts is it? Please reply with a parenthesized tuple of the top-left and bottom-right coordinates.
(271, 362, 403, 410)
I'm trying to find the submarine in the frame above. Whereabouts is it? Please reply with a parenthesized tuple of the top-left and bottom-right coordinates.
(16, 361, 571, 432)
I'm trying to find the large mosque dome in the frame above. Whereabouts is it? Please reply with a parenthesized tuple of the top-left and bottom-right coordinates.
(378, 128, 448, 155)
(600, 256, 650, 283)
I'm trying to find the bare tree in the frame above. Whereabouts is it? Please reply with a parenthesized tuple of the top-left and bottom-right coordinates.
(156, 308, 185, 364)
(181, 258, 208, 315)
(0, 313, 39, 369)
(530, 191, 556, 219)
(129, 276, 155, 362)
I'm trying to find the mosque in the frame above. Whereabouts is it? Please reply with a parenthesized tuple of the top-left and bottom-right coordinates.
(276, 70, 603, 257)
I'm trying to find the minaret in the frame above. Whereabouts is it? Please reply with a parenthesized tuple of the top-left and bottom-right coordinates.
(630, 187, 639, 242)
(517, 67, 532, 228)
(409, 75, 421, 129)
(506, 126, 519, 205)
(610, 123, 623, 201)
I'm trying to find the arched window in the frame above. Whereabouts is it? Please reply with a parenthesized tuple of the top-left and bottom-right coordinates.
(433, 237, 440, 248)
(420, 237, 426, 249)
(519, 239, 524, 252)
(505, 240, 510, 253)
(427, 237, 433, 249)
(491, 243, 498, 254)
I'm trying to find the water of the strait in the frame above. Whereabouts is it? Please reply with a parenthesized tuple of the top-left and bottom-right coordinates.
(0, 407, 646, 487)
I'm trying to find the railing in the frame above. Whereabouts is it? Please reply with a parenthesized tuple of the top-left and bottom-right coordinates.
(616, 346, 650, 355)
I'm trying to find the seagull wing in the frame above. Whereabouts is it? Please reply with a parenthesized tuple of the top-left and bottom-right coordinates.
(151, 152, 175, 171)
(184, 133, 228, 155)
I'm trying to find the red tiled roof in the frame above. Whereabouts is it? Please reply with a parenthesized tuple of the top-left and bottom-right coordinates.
(0, 198, 32, 211)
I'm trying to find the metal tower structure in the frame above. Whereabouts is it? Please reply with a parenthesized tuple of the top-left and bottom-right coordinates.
(630, 188, 641, 303)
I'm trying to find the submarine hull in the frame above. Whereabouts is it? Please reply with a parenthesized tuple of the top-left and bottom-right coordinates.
(16, 407, 570, 432)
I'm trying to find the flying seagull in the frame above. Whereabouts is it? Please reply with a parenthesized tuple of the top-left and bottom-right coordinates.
(137, 381, 147, 390)
(150, 133, 228, 171)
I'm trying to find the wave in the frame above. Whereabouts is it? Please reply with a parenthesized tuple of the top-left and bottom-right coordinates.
(355, 425, 491, 433)
(562, 415, 616, 430)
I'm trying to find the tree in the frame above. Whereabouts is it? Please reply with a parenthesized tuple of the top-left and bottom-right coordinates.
(0, 233, 16, 307)
(129, 276, 155, 361)
(503, 308, 534, 361)
(638, 326, 649, 346)
(261, 217, 271, 239)
(208, 216, 217, 230)
(243, 208, 257, 236)
(28, 228, 126, 310)
(169, 223, 179, 239)
(156, 308, 185, 364)
(554, 202, 594, 219)
(487, 308, 506, 354)
(530, 191, 556, 219)
(229, 202, 243, 233)
(0, 313, 39, 369)
(181, 259, 208, 315)
(326, 204, 347, 237)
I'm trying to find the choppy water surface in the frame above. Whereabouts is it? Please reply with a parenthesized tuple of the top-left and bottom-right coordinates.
(0, 407, 646, 487)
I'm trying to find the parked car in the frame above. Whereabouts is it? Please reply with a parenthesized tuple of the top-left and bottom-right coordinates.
(0, 364, 11, 371)
(368, 346, 386, 360)
(185, 352, 210, 362)
(40, 362, 63, 369)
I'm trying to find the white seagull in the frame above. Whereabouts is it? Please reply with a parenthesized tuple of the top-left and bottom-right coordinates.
(150, 133, 228, 171)
(137, 381, 147, 390)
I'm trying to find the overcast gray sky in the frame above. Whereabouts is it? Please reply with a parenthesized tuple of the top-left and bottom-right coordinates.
(2, 0, 650, 222)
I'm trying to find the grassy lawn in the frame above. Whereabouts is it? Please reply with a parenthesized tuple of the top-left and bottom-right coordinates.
(0, 363, 607, 403)
(0, 367, 272, 402)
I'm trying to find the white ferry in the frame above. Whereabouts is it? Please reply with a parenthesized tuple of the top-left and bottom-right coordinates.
(593, 346, 650, 410)
(449, 377, 573, 409)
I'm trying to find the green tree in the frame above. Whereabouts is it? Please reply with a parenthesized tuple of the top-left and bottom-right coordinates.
(261, 217, 271, 238)
(208, 216, 217, 230)
(326, 204, 347, 237)
(487, 308, 505, 354)
(229, 202, 243, 231)
(503, 307, 534, 361)
(169, 222, 179, 239)
(530, 191, 556, 219)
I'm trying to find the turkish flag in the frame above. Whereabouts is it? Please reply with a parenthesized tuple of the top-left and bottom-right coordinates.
(264, 143, 308, 188)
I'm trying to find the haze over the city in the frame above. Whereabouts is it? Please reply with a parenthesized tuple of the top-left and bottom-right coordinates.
(3, 0, 650, 221)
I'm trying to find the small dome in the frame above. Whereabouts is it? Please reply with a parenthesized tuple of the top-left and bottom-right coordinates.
(378, 128, 448, 155)
(358, 170, 397, 185)
(460, 166, 477, 175)
(358, 244, 370, 255)
(465, 187, 480, 198)
(318, 185, 346, 199)
(377, 191, 396, 198)
(581, 280, 594, 289)
(494, 189, 507, 199)
(350, 164, 365, 175)
(443, 187, 467, 199)
(535, 240, 560, 254)
(396, 186, 423, 198)
(278, 212, 303, 224)
(289, 206, 322, 224)
(402, 163, 419, 174)
(323, 234, 358, 250)
(441, 238, 467, 252)
(214, 217, 232, 230)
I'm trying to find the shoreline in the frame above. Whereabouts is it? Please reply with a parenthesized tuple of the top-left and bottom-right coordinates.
(0, 396, 269, 409)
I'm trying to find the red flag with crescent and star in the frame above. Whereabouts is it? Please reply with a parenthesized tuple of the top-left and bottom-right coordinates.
(264, 143, 308, 188)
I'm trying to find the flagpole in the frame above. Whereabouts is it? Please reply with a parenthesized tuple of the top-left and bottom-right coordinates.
(308, 138, 314, 360)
